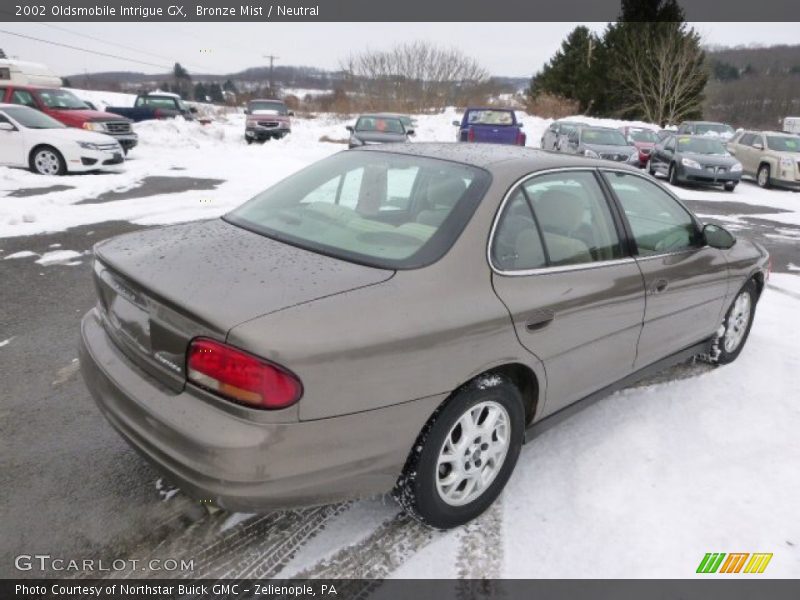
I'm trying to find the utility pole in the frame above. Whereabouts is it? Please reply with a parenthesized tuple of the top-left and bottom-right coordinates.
(262, 54, 279, 91)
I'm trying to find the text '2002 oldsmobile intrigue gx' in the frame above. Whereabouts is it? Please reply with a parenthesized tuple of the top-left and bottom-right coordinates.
(79, 143, 768, 528)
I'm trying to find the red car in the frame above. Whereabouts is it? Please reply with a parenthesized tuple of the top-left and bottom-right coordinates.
(0, 85, 138, 153)
(619, 126, 658, 167)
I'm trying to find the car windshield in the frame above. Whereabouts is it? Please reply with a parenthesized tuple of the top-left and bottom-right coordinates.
(466, 110, 514, 126)
(628, 129, 657, 143)
(581, 129, 628, 146)
(225, 151, 490, 269)
(766, 135, 800, 152)
(694, 123, 735, 136)
(2, 106, 66, 129)
(677, 137, 728, 155)
(249, 101, 288, 115)
(36, 89, 88, 110)
(355, 117, 405, 134)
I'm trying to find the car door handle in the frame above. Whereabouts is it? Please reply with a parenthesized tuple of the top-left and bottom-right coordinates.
(524, 309, 556, 332)
(650, 278, 670, 294)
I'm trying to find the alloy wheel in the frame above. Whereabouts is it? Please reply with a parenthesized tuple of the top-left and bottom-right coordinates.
(34, 149, 61, 175)
(724, 290, 752, 353)
(435, 400, 510, 507)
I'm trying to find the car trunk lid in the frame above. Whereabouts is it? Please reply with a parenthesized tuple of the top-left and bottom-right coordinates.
(92, 218, 394, 391)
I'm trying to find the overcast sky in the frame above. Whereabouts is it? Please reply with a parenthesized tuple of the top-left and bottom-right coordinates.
(1, 22, 799, 78)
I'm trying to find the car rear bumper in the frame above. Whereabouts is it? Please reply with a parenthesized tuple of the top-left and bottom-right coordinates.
(79, 309, 439, 511)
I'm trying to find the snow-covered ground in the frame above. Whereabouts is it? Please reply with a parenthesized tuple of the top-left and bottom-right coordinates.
(2, 89, 799, 578)
(2, 91, 798, 239)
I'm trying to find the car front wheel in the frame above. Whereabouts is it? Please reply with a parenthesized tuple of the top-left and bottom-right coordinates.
(668, 163, 679, 186)
(713, 279, 758, 365)
(30, 146, 66, 176)
(724, 182, 737, 192)
(394, 374, 525, 529)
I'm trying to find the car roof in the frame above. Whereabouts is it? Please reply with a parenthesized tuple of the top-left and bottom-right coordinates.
(249, 98, 285, 103)
(357, 142, 640, 178)
(0, 102, 33, 109)
(578, 125, 622, 132)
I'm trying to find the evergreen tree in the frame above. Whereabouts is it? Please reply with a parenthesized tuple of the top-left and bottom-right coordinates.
(193, 81, 208, 102)
(527, 26, 603, 113)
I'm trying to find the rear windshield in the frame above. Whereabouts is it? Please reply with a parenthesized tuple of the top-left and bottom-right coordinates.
(136, 95, 186, 110)
(466, 110, 515, 126)
(249, 101, 288, 115)
(766, 136, 800, 152)
(37, 89, 88, 110)
(355, 117, 405, 134)
(581, 129, 628, 146)
(677, 137, 728, 155)
(226, 151, 491, 269)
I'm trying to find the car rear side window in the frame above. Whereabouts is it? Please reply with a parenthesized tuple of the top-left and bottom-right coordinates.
(11, 89, 36, 108)
(603, 171, 699, 256)
(491, 191, 547, 271)
(491, 171, 623, 272)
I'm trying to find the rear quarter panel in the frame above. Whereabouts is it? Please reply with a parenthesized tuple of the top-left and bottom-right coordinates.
(226, 170, 546, 421)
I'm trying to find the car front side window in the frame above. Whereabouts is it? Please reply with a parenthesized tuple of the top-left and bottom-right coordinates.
(603, 171, 699, 256)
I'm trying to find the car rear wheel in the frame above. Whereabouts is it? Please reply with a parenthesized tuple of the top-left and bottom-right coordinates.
(394, 374, 524, 529)
(30, 146, 66, 176)
(713, 279, 757, 365)
(757, 164, 771, 188)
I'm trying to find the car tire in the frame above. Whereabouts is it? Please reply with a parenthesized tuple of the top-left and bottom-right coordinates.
(394, 374, 525, 529)
(712, 279, 758, 365)
(30, 146, 66, 176)
(648, 161, 657, 176)
(724, 182, 737, 192)
(245, 138, 253, 145)
(757, 164, 771, 188)
(668, 163, 679, 186)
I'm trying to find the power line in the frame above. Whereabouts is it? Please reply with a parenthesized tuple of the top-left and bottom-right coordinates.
(0, 28, 172, 70)
(33, 22, 210, 71)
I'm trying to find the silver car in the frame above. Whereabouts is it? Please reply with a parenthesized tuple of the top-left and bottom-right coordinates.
(79, 144, 768, 529)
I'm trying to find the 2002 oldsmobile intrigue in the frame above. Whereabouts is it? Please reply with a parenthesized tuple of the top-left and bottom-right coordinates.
(80, 144, 768, 528)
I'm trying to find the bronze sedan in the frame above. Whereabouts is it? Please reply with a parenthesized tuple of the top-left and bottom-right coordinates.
(80, 144, 768, 529)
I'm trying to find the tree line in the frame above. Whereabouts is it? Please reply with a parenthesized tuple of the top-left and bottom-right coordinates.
(527, 0, 707, 127)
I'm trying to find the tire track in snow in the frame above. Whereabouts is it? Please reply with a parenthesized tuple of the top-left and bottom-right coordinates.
(455, 498, 504, 580)
(107, 502, 349, 579)
(294, 512, 440, 580)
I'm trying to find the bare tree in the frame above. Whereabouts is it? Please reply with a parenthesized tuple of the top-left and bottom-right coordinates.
(612, 25, 707, 126)
(340, 41, 490, 112)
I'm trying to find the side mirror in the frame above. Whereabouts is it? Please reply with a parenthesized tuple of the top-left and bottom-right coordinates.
(0, 122, 15, 131)
(703, 223, 736, 250)
(243, 108, 250, 115)
(518, 123, 524, 128)
(189, 106, 198, 114)
(752, 142, 764, 150)
(406, 129, 415, 137)
(727, 147, 736, 155)
(346, 125, 354, 133)
(288, 111, 295, 117)
(452, 120, 460, 127)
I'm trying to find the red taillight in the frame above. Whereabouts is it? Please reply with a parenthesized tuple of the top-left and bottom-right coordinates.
(516, 131, 525, 146)
(154, 108, 163, 118)
(467, 127, 475, 142)
(186, 338, 302, 410)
